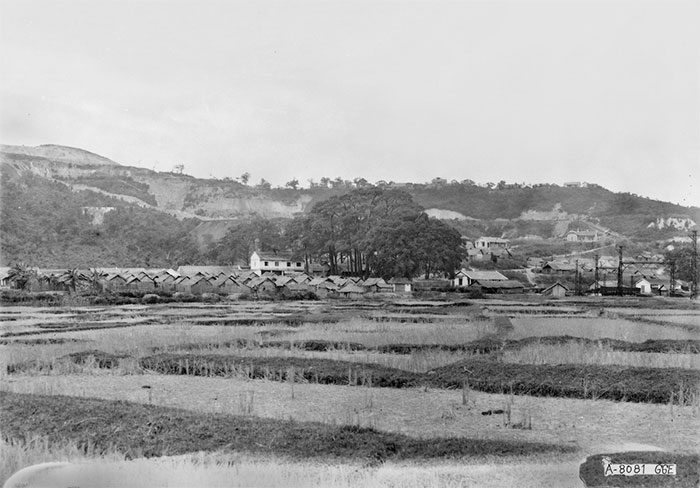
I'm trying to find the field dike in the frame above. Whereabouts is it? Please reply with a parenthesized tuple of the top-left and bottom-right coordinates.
(141, 337, 700, 355)
(9, 349, 694, 405)
(0, 392, 574, 461)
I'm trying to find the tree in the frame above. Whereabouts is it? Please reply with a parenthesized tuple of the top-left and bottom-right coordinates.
(88, 268, 107, 293)
(239, 172, 251, 185)
(58, 268, 87, 293)
(207, 219, 285, 265)
(287, 187, 464, 279)
(173, 164, 185, 174)
(353, 177, 370, 188)
(285, 179, 299, 190)
(7, 262, 37, 290)
(256, 179, 271, 190)
(664, 245, 695, 282)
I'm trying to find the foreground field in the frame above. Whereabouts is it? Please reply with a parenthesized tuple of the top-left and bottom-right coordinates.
(0, 436, 587, 488)
(1, 296, 699, 485)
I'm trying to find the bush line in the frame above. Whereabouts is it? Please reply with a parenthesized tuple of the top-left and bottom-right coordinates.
(133, 353, 700, 404)
(0, 392, 574, 461)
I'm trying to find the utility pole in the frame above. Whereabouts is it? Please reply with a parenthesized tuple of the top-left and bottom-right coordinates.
(691, 230, 698, 299)
(594, 253, 600, 296)
(617, 245, 624, 297)
(670, 260, 676, 298)
(575, 259, 580, 296)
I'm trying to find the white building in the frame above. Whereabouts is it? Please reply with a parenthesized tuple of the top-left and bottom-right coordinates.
(453, 269, 508, 288)
(474, 237, 509, 249)
(250, 252, 304, 275)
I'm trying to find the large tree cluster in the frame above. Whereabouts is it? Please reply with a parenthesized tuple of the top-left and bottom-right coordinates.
(212, 188, 465, 279)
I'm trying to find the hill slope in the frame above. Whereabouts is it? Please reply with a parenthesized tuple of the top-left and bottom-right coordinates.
(0, 144, 120, 166)
(1, 144, 698, 266)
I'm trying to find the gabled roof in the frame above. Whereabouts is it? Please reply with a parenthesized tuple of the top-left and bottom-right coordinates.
(316, 281, 339, 290)
(363, 277, 387, 286)
(476, 236, 509, 243)
(338, 283, 366, 294)
(189, 275, 214, 286)
(291, 274, 310, 283)
(247, 276, 277, 289)
(211, 275, 237, 287)
(387, 277, 412, 284)
(308, 277, 328, 286)
(274, 276, 294, 286)
(543, 261, 577, 271)
(457, 270, 508, 281)
(252, 251, 296, 262)
(542, 282, 569, 293)
(475, 279, 524, 289)
(177, 266, 238, 277)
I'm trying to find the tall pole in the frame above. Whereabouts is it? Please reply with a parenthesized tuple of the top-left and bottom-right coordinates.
(594, 253, 599, 296)
(617, 245, 624, 296)
(691, 230, 698, 299)
(670, 260, 676, 298)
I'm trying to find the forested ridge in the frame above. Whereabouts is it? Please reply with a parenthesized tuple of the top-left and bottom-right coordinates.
(1, 145, 698, 269)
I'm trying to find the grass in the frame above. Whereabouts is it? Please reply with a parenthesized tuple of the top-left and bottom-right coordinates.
(8, 341, 700, 403)
(0, 438, 589, 488)
(138, 353, 424, 388)
(508, 317, 700, 342)
(0, 433, 127, 485)
(503, 342, 700, 370)
(62, 352, 695, 404)
(0, 392, 575, 462)
(428, 359, 700, 404)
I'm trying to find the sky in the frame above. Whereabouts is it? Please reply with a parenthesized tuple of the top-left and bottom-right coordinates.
(1, 0, 698, 207)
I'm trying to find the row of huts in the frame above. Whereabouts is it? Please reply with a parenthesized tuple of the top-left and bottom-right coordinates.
(0, 265, 412, 298)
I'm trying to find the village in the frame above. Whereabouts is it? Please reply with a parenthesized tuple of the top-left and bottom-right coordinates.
(1, 234, 694, 301)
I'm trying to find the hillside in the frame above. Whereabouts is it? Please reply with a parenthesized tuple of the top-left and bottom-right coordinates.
(0, 144, 120, 166)
(1, 144, 698, 266)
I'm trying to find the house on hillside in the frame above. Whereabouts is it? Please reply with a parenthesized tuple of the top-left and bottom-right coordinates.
(250, 252, 304, 275)
(452, 269, 508, 288)
(542, 282, 568, 298)
(541, 261, 577, 275)
(474, 237, 509, 249)
(565, 230, 599, 242)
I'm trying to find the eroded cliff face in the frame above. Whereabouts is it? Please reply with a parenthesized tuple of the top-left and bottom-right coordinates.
(647, 217, 697, 231)
(1, 150, 315, 220)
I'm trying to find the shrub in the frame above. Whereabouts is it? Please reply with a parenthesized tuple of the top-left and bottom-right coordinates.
(142, 294, 160, 304)
(172, 292, 197, 302)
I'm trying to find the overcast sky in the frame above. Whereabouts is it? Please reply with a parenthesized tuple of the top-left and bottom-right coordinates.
(1, 0, 698, 207)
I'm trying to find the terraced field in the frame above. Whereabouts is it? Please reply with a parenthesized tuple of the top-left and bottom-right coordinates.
(1, 297, 699, 486)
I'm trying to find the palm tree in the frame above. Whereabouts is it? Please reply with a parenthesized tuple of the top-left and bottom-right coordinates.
(8, 263, 37, 291)
(88, 268, 107, 293)
(58, 268, 87, 293)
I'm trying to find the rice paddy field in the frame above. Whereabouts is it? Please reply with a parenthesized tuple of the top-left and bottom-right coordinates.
(1, 296, 699, 487)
